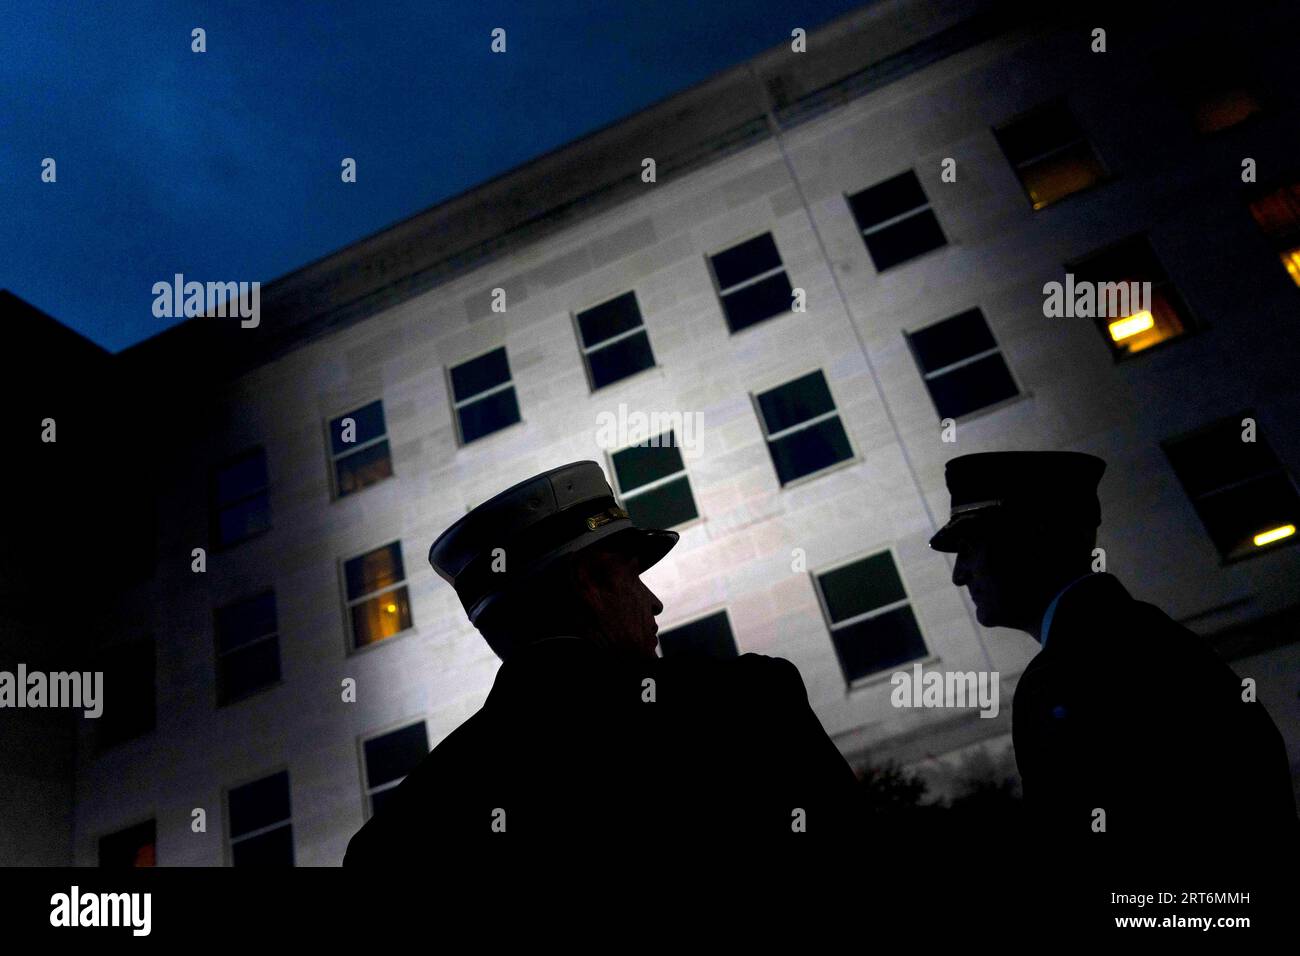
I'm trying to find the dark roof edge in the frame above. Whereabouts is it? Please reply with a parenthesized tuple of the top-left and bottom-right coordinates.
(119, 0, 1029, 378)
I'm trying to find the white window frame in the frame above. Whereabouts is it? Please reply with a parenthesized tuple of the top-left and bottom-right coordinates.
(751, 368, 857, 487)
(905, 308, 1022, 421)
(707, 232, 792, 333)
(213, 446, 271, 547)
(572, 290, 656, 392)
(607, 430, 698, 530)
(850, 169, 944, 251)
(811, 546, 928, 683)
(327, 398, 392, 498)
(359, 718, 430, 820)
(446, 345, 520, 446)
(225, 768, 293, 867)
(656, 606, 737, 659)
(341, 540, 413, 653)
(214, 589, 280, 705)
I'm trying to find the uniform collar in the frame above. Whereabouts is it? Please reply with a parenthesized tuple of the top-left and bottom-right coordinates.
(1039, 573, 1098, 649)
(487, 635, 642, 705)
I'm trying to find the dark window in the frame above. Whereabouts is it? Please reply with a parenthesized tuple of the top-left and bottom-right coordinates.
(994, 101, 1106, 209)
(576, 292, 657, 389)
(449, 347, 521, 444)
(815, 552, 926, 682)
(906, 308, 1019, 420)
(215, 591, 281, 705)
(755, 371, 853, 485)
(1160, 37, 1265, 135)
(848, 170, 947, 271)
(1068, 236, 1192, 358)
(610, 432, 698, 529)
(329, 400, 393, 497)
(363, 721, 429, 817)
(658, 611, 738, 660)
(344, 542, 412, 649)
(228, 770, 293, 867)
(99, 819, 155, 867)
(1163, 414, 1299, 562)
(1192, 86, 1263, 135)
(96, 639, 154, 751)
(212, 447, 270, 548)
(709, 233, 794, 333)
(1247, 179, 1300, 287)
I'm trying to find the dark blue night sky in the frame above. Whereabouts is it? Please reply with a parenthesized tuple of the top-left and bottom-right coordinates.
(2, 1, 867, 352)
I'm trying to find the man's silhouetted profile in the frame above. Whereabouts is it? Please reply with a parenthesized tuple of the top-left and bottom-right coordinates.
(930, 451, 1296, 870)
(343, 461, 856, 866)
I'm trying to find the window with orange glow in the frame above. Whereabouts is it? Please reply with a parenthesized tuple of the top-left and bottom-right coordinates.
(344, 541, 412, 649)
(1248, 180, 1300, 288)
(1193, 87, 1262, 134)
(1163, 413, 1300, 562)
(99, 819, 156, 867)
(1157, 34, 1266, 136)
(1068, 236, 1193, 358)
(994, 101, 1106, 210)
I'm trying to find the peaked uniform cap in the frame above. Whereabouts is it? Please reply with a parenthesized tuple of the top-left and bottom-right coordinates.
(929, 451, 1106, 552)
(429, 460, 678, 623)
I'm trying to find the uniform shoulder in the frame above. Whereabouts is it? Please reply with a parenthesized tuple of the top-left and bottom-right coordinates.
(724, 653, 809, 698)
(341, 710, 491, 866)
(732, 652, 801, 676)
(654, 652, 806, 696)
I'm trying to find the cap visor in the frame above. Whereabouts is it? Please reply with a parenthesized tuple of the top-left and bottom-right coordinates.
(605, 526, 679, 571)
(928, 512, 992, 552)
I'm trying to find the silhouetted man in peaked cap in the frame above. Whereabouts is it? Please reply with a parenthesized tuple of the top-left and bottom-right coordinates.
(343, 460, 857, 866)
(931, 451, 1296, 873)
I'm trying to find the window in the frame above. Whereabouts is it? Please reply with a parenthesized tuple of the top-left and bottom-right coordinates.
(329, 400, 393, 497)
(227, 770, 293, 867)
(1161, 38, 1264, 135)
(215, 591, 281, 705)
(344, 542, 413, 649)
(575, 292, 657, 389)
(1247, 179, 1300, 287)
(1191, 86, 1263, 135)
(708, 233, 794, 333)
(754, 371, 853, 485)
(848, 170, 947, 271)
(905, 308, 1019, 420)
(994, 101, 1106, 210)
(95, 639, 154, 751)
(212, 447, 270, 548)
(814, 551, 926, 682)
(1163, 414, 1299, 562)
(658, 610, 738, 660)
(1068, 236, 1192, 358)
(449, 347, 521, 444)
(99, 819, 155, 867)
(363, 721, 430, 818)
(610, 432, 698, 529)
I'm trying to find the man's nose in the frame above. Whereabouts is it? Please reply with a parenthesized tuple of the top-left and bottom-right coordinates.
(649, 588, 664, 616)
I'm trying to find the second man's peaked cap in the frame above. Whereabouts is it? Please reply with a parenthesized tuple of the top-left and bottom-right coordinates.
(428, 460, 678, 624)
(929, 450, 1106, 552)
